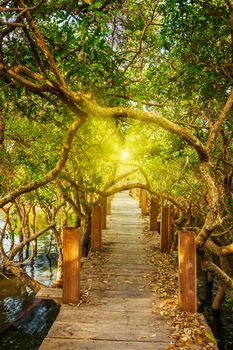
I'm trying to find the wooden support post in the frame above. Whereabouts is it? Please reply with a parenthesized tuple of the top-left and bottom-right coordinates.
(101, 197, 107, 229)
(91, 204, 102, 251)
(178, 231, 197, 313)
(150, 197, 159, 231)
(141, 190, 148, 216)
(107, 196, 111, 215)
(63, 227, 81, 304)
(160, 206, 171, 252)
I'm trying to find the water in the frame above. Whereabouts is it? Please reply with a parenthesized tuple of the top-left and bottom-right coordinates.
(197, 270, 233, 350)
(0, 299, 60, 350)
(0, 235, 60, 349)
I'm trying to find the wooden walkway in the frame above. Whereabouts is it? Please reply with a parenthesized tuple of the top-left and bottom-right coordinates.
(39, 191, 172, 350)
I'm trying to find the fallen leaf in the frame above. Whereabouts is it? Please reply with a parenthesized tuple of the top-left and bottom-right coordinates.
(205, 332, 215, 342)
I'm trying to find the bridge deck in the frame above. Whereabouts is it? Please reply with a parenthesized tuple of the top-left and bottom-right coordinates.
(39, 191, 172, 350)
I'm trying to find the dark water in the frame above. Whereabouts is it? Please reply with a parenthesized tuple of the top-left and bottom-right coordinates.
(0, 237, 60, 349)
(197, 272, 233, 350)
(0, 299, 60, 350)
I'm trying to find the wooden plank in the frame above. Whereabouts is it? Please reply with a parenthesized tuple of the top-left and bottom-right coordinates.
(102, 242, 151, 248)
(178, 231, 197, 313)
(81, 269, 155, 276)
(150, 197, 159, 231)
(91, 290, 156, 298)
(102, 240, 148, 245)
(96, 258, 149, 265)
(47, 321, 170, 341)
(101, 249, 152, 256)
(83, 263, 155, 271)
(160, 206, 171, 253)
(80, 274, 150, 283)
(80, 279, 151, 293)
(36, 287, 62, 301)
(99, 253, 149, 260)
(40, 339, 170, 350)
(63, 227, 81, 304)
(61, 298, 160, 316)
(91, 204, 102, 251)
(55, 309, 158, 326)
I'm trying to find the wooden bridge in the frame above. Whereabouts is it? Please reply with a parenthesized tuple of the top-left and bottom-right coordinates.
(39, 191, 173, 349)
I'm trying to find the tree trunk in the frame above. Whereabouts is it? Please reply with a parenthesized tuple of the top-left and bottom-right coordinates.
(2, 256, 44, 292)
(82, 209, 92, 257)
(52, 226, 63, 287)
(31, 205, 37, 260)
(0, 109, 5, 145)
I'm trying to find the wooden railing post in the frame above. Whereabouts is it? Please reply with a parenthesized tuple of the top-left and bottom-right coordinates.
(141, 190, 148, 216)
(107, 196, 111, 215)
(91, 204, 102, 251)
(63, 227, 81, 304)
(160, 206, 171, 252)
(101, 197, 107, 229)
(150, 197, 159, 231)
(178, 231, 197, 313)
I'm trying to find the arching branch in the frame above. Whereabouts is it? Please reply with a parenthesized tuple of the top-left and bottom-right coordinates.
(81, 99, 208, 161)
(206, 88, 233, 151)
(8, 222, 55, 259)
(0, 118, 86, 208)
(95, 182, 184, 210)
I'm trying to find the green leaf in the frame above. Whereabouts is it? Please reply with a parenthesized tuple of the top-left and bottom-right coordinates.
(205, 332, 215, 342)
(134, 30, 141, 36)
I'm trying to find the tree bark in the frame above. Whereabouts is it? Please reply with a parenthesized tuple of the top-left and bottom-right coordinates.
(2, 256, 44, 292)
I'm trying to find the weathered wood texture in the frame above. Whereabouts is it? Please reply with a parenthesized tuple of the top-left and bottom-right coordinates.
(91, 204, 102, 251)
(101, 196, 107, 229)
(150, 197, 159, 231)
(40, 192, 172, 350)
(160, 206, 171, 252)
(36, 287, 62, 301)
(63, 227, 81, 304)
(178, 231, 197, 313)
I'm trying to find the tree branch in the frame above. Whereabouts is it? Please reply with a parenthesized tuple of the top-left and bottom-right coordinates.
(102, 92, 167, 107)
(207, 88, 233, 151)
(196, 162, 221, 246)
(205, 238, 233, 256)
(81, 99, 208, 161)
(0, 117, 86, 208)
(17, 0, 67, 88)
(8, 222, 55, 259)
(95, 182, 183, 210)
(0, 20, 24, 27)
(202, 259, 233, 290)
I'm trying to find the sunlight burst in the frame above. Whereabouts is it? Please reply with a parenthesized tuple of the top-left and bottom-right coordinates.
(121, 149, 129, 161)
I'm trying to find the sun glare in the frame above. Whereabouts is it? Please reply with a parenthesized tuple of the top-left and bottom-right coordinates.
(121, 149, 129, 161)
